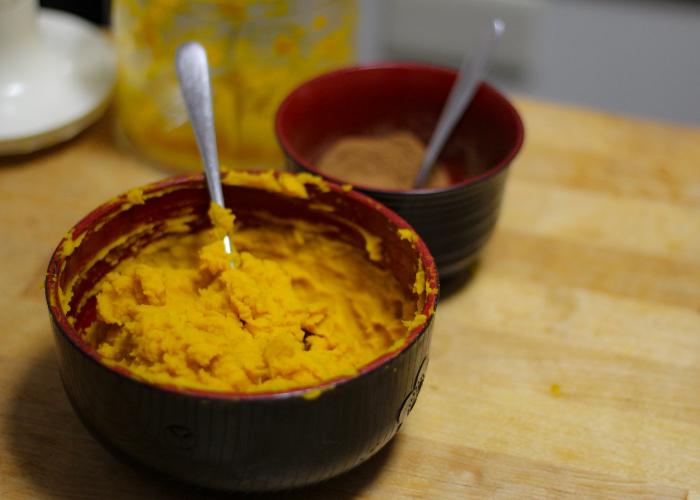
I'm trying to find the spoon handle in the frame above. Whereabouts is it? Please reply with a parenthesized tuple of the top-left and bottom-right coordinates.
(176, 42, 233, 258)
(413, 19, 505, 188)
(175, 42, 225, 208)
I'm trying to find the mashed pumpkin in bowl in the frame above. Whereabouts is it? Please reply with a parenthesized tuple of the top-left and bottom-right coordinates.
(58, 171, 436, 395)
(86, 200, 423, 393)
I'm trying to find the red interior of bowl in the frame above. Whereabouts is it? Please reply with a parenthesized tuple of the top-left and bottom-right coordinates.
(275, 63, 524, 192)
(45, 174, 439, 400)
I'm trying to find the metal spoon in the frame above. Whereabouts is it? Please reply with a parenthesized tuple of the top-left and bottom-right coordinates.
(413, 18, 505, 188)
(175, 41, 233, 261)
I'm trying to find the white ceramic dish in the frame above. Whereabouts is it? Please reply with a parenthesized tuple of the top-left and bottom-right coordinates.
(0, 1, 115, 155)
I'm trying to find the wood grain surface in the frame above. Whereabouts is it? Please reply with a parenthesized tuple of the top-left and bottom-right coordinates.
(1, 100, 699, 499)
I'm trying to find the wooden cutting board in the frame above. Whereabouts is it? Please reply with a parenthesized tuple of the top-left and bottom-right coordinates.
(0, 99, 698, 499)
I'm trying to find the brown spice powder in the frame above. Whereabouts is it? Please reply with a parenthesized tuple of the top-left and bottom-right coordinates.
(317, 131, 452, 190)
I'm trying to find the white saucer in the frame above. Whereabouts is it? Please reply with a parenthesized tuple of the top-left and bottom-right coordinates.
(0, 3, 115, 155)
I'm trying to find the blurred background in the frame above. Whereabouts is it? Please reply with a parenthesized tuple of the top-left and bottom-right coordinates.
(41, 0, 700, 126)
(359, 0, 700, 125)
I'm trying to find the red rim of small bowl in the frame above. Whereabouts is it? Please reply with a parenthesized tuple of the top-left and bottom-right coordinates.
(275, 62, 525, 195)
(45, 173, 439, 401)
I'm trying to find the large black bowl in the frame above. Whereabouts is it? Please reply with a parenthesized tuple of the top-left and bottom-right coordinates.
(45, 173, 438, 491)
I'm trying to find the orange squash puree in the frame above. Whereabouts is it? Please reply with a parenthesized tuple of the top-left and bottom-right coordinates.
(114, 0, 356, 171)
(83, 202, 423, 394)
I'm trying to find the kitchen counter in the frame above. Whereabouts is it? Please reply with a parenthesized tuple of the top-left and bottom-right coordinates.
(1, 99, 698, 498)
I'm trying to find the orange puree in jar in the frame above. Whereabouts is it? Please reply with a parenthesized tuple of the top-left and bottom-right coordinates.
(113, 0, 357, 171)
(84, 198, 422, 393)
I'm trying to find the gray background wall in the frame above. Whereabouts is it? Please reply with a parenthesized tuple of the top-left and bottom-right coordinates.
(358, 0, 700, 125)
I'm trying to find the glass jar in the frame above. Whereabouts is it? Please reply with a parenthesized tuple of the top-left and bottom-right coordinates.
(112, 0, 356, 171)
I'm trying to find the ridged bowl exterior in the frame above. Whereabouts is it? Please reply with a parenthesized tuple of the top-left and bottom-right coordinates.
(364, 170, 508, 278)
(275, 63, 524, 281)
(45, 174, 438, 491)
(50, 315, 432, 491)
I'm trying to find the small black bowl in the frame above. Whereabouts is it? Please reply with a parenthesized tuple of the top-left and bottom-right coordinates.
(45, 172, 438, 491)
(275, 63, 525, 282)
